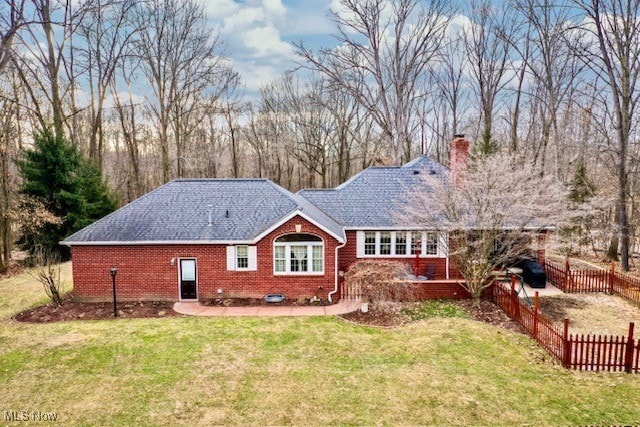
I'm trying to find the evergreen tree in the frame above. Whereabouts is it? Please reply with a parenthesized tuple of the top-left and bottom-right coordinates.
(17, 129, 117, 259)
(569, 160, 595, 203)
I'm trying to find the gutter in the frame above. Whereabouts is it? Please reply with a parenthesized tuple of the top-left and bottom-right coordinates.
(328, 241, 347, 303)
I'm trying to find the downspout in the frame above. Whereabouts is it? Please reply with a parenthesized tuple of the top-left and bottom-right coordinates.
(446, 255, 450, 280)
(328, 240, 347, 303)
(445, 232, 450, 279)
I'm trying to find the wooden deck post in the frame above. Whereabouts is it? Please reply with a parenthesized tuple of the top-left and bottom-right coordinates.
(563, 318, 571, 368)
(625, 322, 635, 374)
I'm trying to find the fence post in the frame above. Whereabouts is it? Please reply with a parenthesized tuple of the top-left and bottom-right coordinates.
(533, 291, 539, 337)
(563, 318, 571, 368)
(609, 261, 615, 294)
(511, 275, 520, 320)
(564, 257, 570, 291)
(625, 322, 635, 374)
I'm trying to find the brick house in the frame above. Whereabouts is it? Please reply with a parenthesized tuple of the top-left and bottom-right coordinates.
(62, 136, 488, 302)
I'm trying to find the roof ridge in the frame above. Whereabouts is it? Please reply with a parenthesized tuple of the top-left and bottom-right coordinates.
(171, 178, 268, 182)
(298, 188, 335, 193)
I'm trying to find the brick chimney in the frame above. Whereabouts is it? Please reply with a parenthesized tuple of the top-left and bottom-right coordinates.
(450, 134, 469, 187)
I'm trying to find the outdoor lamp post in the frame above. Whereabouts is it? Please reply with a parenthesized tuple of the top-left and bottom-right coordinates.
(110, 267, 118, 318)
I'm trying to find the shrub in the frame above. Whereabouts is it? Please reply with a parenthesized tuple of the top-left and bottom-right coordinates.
(30, 247, 63, 306)
(345, 260, 416, 304)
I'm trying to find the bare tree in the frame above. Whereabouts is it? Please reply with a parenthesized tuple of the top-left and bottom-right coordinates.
(462, 0, 516, 155)
(433, 30, 470, 139)
(134, 0, 231, 182)
(514, 0, 584, 177)
(571, 0, 640, 270)
(400, 151, 575, 306)
(77, 0, 140, 167)
(296, 0, 453, 164)
(0, 0, 29, 74)
(31, 246, 63, 306)
(12, 0, 86, 140)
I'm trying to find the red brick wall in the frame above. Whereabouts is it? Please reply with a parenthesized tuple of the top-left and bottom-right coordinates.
(70, 215, 340, 301)
(337, 230, 453, 279)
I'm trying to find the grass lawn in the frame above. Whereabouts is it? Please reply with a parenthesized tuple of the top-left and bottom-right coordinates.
(1, 265, 639, 425)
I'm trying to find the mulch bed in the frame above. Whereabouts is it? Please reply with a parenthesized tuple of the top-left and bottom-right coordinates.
(341, 299, 526, 333)
(200, 297, 331, 307)
(340, 304, 407, 327)
(456, 299, 526, 334)
(14, 294, 180, 323)
(14, 294, 523, 334)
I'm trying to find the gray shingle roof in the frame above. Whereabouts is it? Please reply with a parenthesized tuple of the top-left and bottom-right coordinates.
(299, 156, 449, 228)
(61, 179, 345, 244)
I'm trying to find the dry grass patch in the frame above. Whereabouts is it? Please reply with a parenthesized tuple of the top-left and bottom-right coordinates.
(539, 292, 640, 335)
(0, 261, 73, 319)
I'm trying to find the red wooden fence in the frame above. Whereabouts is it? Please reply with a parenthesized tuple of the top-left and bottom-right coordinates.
(492, 283, 639, 373)
(613, 271, 640, 306)
(565, 324, 640, 373)
(493, 284, 565, 362)
(544, 259, 640, 306)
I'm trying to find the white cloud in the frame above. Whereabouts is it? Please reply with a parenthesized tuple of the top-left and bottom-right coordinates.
(445, 14, 473, 39)
(235, 62, 280, 93)
(263, 0, 287, 20)
(204, 0, 240, 18)
(202, 0, 298, 98)
(242, 25, 293, 58)
(222, 7, 265, 32)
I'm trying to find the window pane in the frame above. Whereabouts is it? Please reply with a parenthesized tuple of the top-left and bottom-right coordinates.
(411, 232, 422, 254)
(290, 245, 308, 272)
(380, 232, 391, 255)
(236, 246, 248, 268)
(395, 232, 407, 255)
(312, 245, 323, 272)
(180, 260, 196, 281)
(274, 246, 286, 272)
(425, 232, 438, 255)
(364, 232, 376, 255)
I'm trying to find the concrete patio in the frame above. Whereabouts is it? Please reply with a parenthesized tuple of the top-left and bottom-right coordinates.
(174, 299, 361, 317)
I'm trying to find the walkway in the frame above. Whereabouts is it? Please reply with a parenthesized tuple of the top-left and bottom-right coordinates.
(174, 299, 361, 317)
(503, 281, 564, 298)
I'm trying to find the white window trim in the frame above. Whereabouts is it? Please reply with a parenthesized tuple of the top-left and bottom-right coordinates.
(273, 241, 324, 275)
(226, 245, 257, 271)
(177, 258, 198, 301)
(357, 231, 445, 258)
(235, 245, 249, 270)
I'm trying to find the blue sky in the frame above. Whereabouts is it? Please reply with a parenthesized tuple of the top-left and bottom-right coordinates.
(203, 0, 338, 94)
